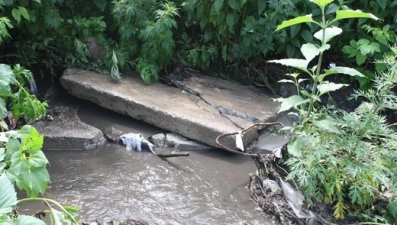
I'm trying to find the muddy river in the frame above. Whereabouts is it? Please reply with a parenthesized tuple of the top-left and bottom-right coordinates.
(24, 103, 274, 224)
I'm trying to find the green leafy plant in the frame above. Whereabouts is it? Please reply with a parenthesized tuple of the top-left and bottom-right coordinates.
(0, 14, 79, 224)
(180, 0, 315, 64)
(268, 0, 397, 221)
(0, 64, 48, 126)
(341, 24, 396, 89)
(270, 0, 376, 121)
(0, 0, 110, 78)
(0, 125, 79, 225)
(112, 0, 179, 84)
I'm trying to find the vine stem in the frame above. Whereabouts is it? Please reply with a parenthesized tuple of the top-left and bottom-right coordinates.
(17, 197, 79, 224)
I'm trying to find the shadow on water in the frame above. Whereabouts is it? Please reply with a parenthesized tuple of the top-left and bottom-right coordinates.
(26, 102, 274, 224)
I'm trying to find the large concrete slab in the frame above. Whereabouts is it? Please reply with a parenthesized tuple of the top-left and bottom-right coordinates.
(60, 69, 280, 148)
(32, 85, 106, 150)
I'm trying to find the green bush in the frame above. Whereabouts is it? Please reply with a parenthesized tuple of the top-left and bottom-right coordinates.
(112, 0, 179, 84)
(270, 0, 397, 222)
(1, 0, 396, 87)
(0, 0, 109, 77)
(180, 0, 314, 64)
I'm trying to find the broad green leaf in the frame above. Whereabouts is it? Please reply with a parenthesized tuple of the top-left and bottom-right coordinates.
(16, 125, 35, 139)
(317, 82, 348, 96)
(314, 27, 342, 44)
(387, 200, 397, 218)
(20, 126, 44, 153)
(356, 53, 367, 65)
(93, 0, 107, 11)
(7, 150, 28, 184)
(277, 95, 310, 113)
(301, 43, 319, 62)
(0, 98, 7, 119)
(376, 0, 387, 10)
(0, 162, 6, 170)
(0, 64, 15, 96)
(275, 15, 317, 32)
(268, 59, 309, 72)
(21, 167, 50, 198)
(325, 2, 339, 15)
(16, 215, 46, 225)
(342, 45, 357, 58)
(11, 8, 21, 23)
(301, 43, 329, 62)
(301, 29, 313, 43)
(213, 0, 223, 13)
(298, 78, 309, 84)
(278, 79, 295, 84)
(18, 7, 30, 21)
(325, 66, 365, 77)
(312, 115, 341, 134)
(258, 0, 266, 15)
(226, 13, 235, 31)
(228, 0, 239, 10)
(27, 150, 48, 168)
(358, 40, 380, 55)
(332, 10, 379, 23)
(287, 137, 302, 157)
(310, 0, 333, 9)
(5, 136, 20, 159)
(0, 173, 17, 214)
(3, 0, 14, 6)
(290, 24, 300, 38)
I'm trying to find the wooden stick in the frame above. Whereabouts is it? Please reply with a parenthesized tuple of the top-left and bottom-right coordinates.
(155, 152, 189, 158)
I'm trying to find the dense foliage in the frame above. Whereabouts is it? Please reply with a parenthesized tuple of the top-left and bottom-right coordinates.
(0, 3, 79, 223)
(0, 0, 395, 86)
(270, 0, 397, 222)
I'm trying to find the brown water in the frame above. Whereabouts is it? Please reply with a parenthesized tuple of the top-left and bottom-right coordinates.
(36, 103, 274, 224)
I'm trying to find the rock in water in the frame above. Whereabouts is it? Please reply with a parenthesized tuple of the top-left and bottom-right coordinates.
(119, 133, 156, 154)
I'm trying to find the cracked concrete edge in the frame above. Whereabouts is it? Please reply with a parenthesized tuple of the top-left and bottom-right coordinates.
(176, 74, 280, 122)
(171, 80, 263, 126)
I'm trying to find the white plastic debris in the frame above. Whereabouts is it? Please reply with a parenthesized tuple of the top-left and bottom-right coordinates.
(119, 133, 156, 154)
(272, 147, 283, 159)
(235, 130, 245, 151)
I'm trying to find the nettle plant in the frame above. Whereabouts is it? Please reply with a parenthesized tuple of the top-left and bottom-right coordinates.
(270, 0, 397, 221)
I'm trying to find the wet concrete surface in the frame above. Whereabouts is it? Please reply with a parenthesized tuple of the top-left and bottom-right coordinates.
(21, 103, 275, 225)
